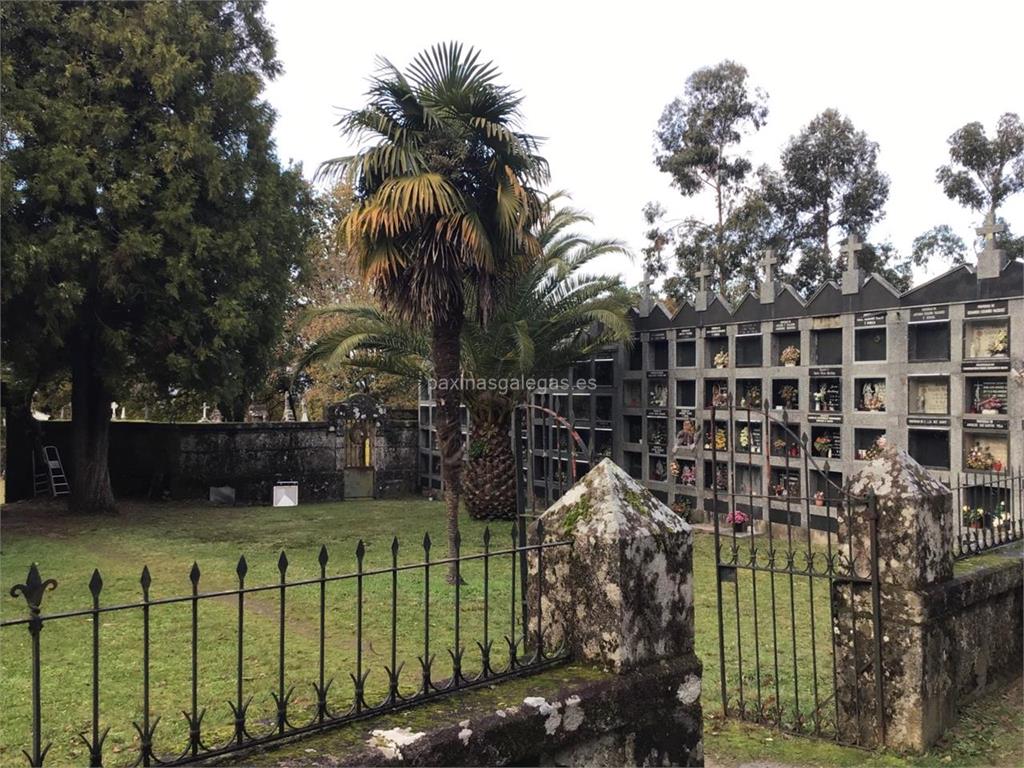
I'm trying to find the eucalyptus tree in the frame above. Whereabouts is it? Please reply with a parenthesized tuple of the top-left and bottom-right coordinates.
(318, 44, 548, 569)
(915, 113, 1024, 266)
(655, 60, 769, 296)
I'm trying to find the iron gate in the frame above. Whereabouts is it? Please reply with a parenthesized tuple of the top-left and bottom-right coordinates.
(707, 401, 886, 746)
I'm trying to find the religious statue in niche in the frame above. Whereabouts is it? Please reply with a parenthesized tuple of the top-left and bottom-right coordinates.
(860, 381, 886, 411)
(813, 383, 834, 412)
(711, 384, 729, 408)
(649, 382, 668, 408)
(675, 419, 697, 450)
(673, 462, 696, 486)
(652, 458, 666, 481)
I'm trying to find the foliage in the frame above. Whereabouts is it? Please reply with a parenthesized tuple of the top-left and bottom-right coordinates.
(772, 109, 901, 293)
(936, 113, 1024, 214)
(662, 179, 788, 302)
(912, 224, 969, 266)
(298, 196, 633, 405)
(916, 113, 1024, 269)
(1, 1, 315, 509)
(317, 42, 548, 328)
(654, 61, 769, 297)
(285, 183, 416, 417)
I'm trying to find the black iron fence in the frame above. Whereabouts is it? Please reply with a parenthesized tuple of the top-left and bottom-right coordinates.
(708, 402, 886, 746)
(1, 526, 570, 767)
(951, 469, 1024, 559)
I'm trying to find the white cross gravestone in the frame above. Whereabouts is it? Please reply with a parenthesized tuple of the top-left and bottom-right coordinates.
(841, 234, 865, 295)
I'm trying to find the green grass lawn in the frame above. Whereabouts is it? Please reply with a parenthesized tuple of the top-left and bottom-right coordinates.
(1, 497, 520, 766)
(1, 497, 1020, 768)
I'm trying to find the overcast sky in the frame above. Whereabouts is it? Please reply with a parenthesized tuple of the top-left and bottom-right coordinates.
(263, 0, 1023, 289)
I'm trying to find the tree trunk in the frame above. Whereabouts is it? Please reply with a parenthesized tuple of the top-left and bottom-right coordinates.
(715, 158, 726, 291)
(431, 313, 465, 583)
(69, 337, 116, 514)
(464, 395, 516, 520)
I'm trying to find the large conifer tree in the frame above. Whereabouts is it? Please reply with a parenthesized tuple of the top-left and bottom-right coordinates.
(1, 1, 315, 511)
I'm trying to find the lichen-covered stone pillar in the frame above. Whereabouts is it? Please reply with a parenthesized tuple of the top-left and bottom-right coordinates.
(836, 445, 955, 752)
(528, 458, 702, 766)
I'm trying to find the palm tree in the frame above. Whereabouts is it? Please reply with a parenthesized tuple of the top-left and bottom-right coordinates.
(318, 43, 548, 575)
(300, 196, 633, 519)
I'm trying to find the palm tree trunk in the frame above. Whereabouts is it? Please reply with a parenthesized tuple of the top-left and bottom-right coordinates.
(465, 395, 516, 520)
(431, 314, 465, 583)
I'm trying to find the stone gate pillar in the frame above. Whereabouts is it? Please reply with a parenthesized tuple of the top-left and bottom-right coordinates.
(528, 458, 702, 766)
(836, 445, 955, 751)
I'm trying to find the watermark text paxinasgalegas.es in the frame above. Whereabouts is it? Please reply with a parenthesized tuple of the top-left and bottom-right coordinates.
(427, 375, 598, 395)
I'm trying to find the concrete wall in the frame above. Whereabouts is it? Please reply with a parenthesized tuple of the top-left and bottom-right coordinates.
(8, 411, 419, 504)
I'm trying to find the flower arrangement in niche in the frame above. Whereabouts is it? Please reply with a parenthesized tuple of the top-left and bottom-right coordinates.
(814, 490, 826, 507)
(865, 435, 888, 460)
(965, 443, 1002, 471)
(780, 346, 801, 366)
(961, 505, 985, 529)
(714, 350, 730, 368)
(743, 384, 762, 408)
(813, 434, 833, 457)
(988, 329, 1009, 356)
(975, 395, 1003, 414)
(780, 385, 798, 409)
(738, 426, 750, 449)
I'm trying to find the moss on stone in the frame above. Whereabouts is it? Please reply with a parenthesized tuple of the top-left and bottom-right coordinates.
(561, 496, 593, 535)
(624, 488, 647, 516)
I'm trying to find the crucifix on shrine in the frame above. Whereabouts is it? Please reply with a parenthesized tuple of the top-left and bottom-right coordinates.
(841, 233, 865, 295)
(975, 211, 1007, 280)
(695, 262, 712, 311)
(759, 248, 778, 304)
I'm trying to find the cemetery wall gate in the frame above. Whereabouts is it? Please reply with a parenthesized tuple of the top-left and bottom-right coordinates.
(706, 402, 887, 746)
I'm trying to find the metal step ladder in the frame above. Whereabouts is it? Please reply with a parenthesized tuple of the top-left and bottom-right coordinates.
(32, 445, 70, 497)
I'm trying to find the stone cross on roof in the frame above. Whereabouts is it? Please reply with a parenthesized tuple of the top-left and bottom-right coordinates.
(639, 269, 653, 318)
(758, 248, 778, 304)
(695, 262, 712, 311)
(841, 233, 865, 295)
(976, 211, 1007, 280)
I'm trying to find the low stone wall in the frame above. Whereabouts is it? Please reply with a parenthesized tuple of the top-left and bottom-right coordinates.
(7, 412, 418, 504)
(946, 557, 1023, 701)
(836, 447, 1024, 752)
